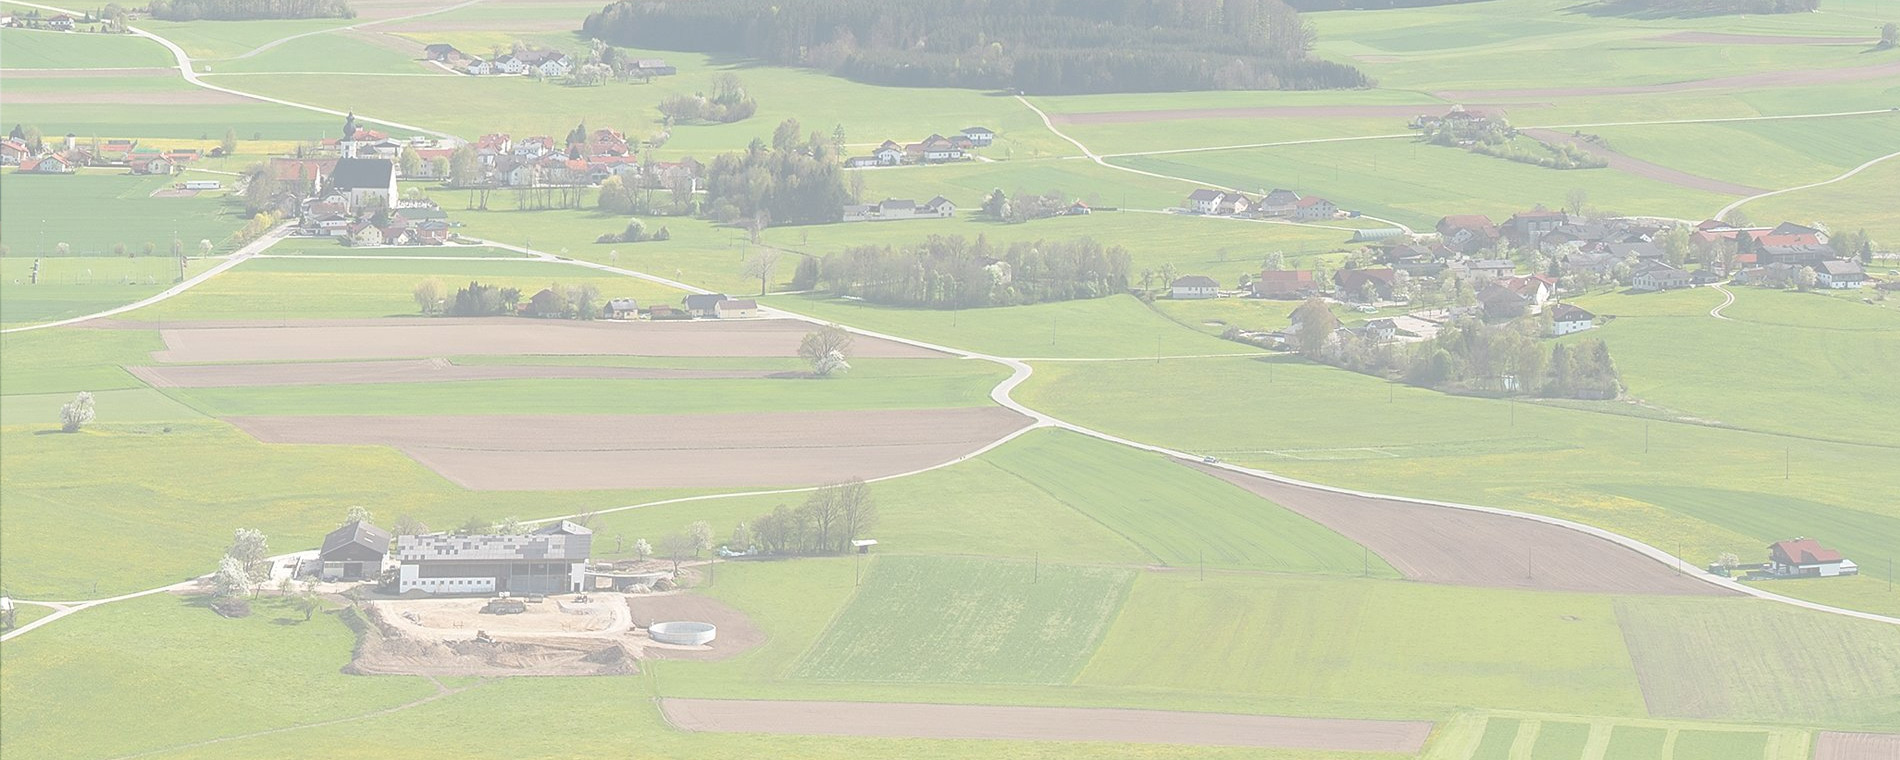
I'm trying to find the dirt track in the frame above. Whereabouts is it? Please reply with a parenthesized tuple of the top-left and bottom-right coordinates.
(1521, 128, 1767, 196)
(224, 407, 1034, 490)
(628, 593, 765, 661)
(128, 359, 790, 387)
(659, 699, 1434, 752)
(1813, 732, 1900, 760)
(1434, 59, 1900, 100)
(1196, 465, 1729, 595)
(148, 317, 947, 362)
(1051, 103, 1547, 125)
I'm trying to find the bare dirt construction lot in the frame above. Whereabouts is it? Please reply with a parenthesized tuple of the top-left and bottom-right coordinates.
(1196, 465, 1728, 595)
(1051, 103, 1547, 125)
(129, 358, 789, 387)
(371, 596, 629, 639)
(1521, 129, 1766, 196)
(347, 601, 639, 677)
(1813, 732, 1900, 760)
(627, 592, 765, 661)
(145, 317, 947, 363)
(660, 699, 1433, 753)
(225, 407, 1034, 490)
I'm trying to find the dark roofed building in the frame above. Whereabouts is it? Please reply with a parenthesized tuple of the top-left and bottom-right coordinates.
(683, 292, 729, 317)
(328, 157, 398, 210)
(318, 521, 392, 580)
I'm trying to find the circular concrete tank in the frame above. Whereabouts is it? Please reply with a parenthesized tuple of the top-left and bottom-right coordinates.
(649, 620, 717, 646)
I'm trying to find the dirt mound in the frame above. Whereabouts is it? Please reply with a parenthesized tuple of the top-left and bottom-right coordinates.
(628, 593, 765, 661)
(345, 605, 639, 677)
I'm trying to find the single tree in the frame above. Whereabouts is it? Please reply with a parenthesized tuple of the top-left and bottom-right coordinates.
(688, 521, 714, 556)
(59, 391, 96, 432)
(634, 538, 654, 561)
(399, 145, 422, 177)
(1882, 22, 1898, 48)
(212, 555, 251, 599)
(392, 514, 429, 535)
(413, 277, 444, 315)
(1794, 265, 1817, 291)
(220, 128, 238, 157)
(730, 522, 752, 553)
(798, 324, 854, 376)
(496, 516, 526, 535)
(1564, 188, 1589, 217)
(227, 527, 270, 585)
(741, 248, 781, 294)
(113, 243, 127, 257)
(660, 532, 695, 573)
(342, 505, 373, 526)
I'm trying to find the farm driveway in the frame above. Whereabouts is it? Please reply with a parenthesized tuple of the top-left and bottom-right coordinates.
(224, 407, 1035, 490)
(1196, 465, 1729, 595)
(659, 699, 1434, 752)
(148, 317, 948, 362)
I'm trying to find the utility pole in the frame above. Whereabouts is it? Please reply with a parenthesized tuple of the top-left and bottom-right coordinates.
(1033, 552, 1039, 584)
(1785, 447, 1791, 480)
(1644, 421, 1649, 454)
(1199, 551, 1204, 582)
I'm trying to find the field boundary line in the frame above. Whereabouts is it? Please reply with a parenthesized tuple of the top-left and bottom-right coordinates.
(225, 0, 487, 60)
(1716, 149, 1900, 221)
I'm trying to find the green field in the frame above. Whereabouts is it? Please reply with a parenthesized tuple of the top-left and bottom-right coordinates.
(1614, 596, 1900, 727)
(767, 293, 1252, 358)
(1080, 574, 1648, 718)
(0, 256, 218, 326)
(0, 27, 174, 68)
(0, 171, 246, 257)
(794, 555, 1135, 684)
(1605, 725, 1669, 760)
(1744, 157, 1900, 241)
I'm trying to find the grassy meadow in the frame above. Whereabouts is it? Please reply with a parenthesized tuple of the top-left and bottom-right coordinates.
(0, 26, 174, 68)
(0, 171, 246, 257)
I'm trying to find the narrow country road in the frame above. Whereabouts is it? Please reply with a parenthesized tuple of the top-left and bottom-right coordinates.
(1716, 149, 1900, 221)
(1709, 284, 1736, 320)
(0, 225, 289, 335)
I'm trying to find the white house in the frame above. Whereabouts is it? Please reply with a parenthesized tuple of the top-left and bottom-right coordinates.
(843, 196, 955, 222)
(1813, 260, 1864, 289)
(1631, 262, 1691, 291)
(491, 54, 525, 74)
(1186, 189, 1223, 214)
(1768, 538, 1857, 578)
(961, 126, 995, 147)
(1469, 259, 1516, 280)
(1170, 275, 1219, 299)
(1258, 189, 1301, 217)
(1293, 196, 1338, 220)
(1548, 302, 1595, 336)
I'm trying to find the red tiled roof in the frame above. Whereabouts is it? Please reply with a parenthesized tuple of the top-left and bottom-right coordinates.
(1770, 539, 1843, 565)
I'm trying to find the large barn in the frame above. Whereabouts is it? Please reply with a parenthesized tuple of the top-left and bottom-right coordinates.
(395, 521, 592, 595)
(317, 520, 392, 581)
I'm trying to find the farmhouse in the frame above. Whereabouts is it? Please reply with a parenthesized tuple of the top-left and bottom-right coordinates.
(1436, 214, 1500, 254)
(1252, 269, 1316, 298)
(1502, 209, 1567, 247)
(1257, 189, 1301, 217)
(423, 43, 464, 62)
(1477, 281, 1531, 319)
(1631, 262, 1691, 291)
(1, 138, 30, 165)
(961, 126, 995, 146)
(1468, 259, 1516, 280)
(1767, 538, 1857, 578)
(395, 521, 593, 595)
(1365, 318, 1398, 342)
(1293, 196, 1338, 220)
(1334, 268, 1398, 302)
(1813, 260, 1864, 289)
(1170, 275, 1219, 299)
(843, 196, 955, 222)
(715, 298, 760, 319)
(317, 520, 391, 581)
(1548, 302, 1595, 336)
(1185, 188, 1223, 214)
(683, 293, 729, 318)
(328, 157, 398, 210)
(907, 134, 964, 163)
(604, 298, 640, 319)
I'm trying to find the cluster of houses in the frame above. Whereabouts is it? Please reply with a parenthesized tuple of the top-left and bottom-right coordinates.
(844, 127, 994, 168)
(461, 131, 703, 190)
(421, 43, 677, 80)
(4, 131, 218, 176)
(591, 292, 759, 321)
(842, 196, 958, 222)
(1182, 187, 1341, 221)
(2, 11, 78, 31)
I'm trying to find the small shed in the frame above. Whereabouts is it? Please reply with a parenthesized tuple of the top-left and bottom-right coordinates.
(851, 539, 878, 554)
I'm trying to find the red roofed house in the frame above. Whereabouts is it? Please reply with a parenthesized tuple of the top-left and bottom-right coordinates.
(1767, 538, 1856, 578)
(1252, 269, 1317, 299)
(1293, 196, 1338, 220)
(1436, 214, 1500, 254)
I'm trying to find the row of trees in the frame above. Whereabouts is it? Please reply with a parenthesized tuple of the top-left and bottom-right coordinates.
(594, 217, 671, 243)
(981, 188, 1075, 224)
(582, 0, 1368, 94)
(147, 0, 351, 20)
(413, 279, 520, 316)
(811, 234, 1133, 309)
(1468, 138, 1608, 171)
(743, 480, 879, 557)
(1289, 299, 1623, 399)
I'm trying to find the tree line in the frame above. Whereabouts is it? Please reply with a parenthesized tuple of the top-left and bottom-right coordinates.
(1589, 0, 1816, 13)
(147, 0, 351, 20)
(809, 234, 1132, 309)
(581, 0, 1368, 94)
(1289, 299, 1623, 399)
